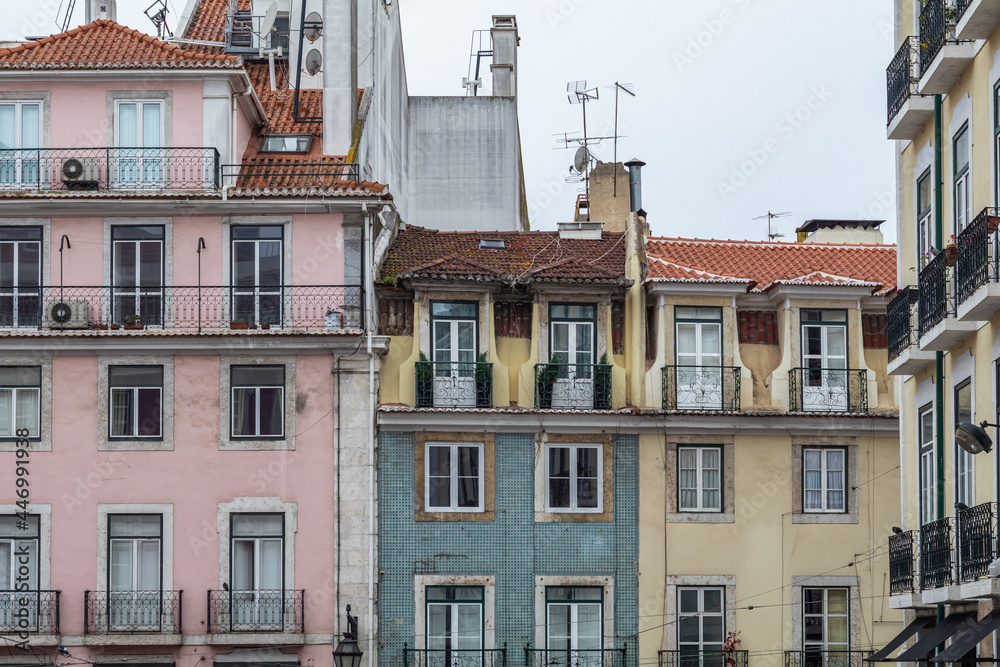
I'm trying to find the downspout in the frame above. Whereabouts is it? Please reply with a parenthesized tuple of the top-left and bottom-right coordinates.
(334, 354, 342, 636)
(365, 202, 375, 667)
(934, 92, 945, 631)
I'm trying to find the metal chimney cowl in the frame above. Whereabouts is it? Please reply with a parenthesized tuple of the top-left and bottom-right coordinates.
(624, 158, 646, 215)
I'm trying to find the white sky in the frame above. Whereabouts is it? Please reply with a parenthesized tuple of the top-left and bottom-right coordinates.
(2, 0, 898, 242)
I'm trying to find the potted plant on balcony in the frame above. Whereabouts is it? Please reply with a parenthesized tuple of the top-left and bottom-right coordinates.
(416, 352, 433, 407)
(536, 353, 564, 409)
(474, 352, 491, 408)
(723, 631, 742, 667)
(122, 314, 144, 330)
(594, 351, 612, 409)
(944, 234, 958, 266)
(229, 320, 250, 330)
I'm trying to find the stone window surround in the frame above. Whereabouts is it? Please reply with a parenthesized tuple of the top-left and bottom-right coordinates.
(0, 93, 51, 149)
(0, 354, 52, 452)
(791, 437, 859, 524)
(414, 431, 495, 522)
(96, 503, 173, 592)
(97, 355, 174, 451)
(537, 295, 611, 366)
(216, 497, 297, 592)
(533, 575, 615, 653)
(413, 574, 496, 650)
(664, 435, 735, 524)
(219, 355, 296, 451)
(664, 575, 737, 651)
(534, 433, 614, 523)
(106, 91, 173, 147)
(0, 503, 50, 590)
(0, 218, 51, 288)
(103, 217, 174, 295)
(790, 575, 861, 649)
(415, 291, 490, 361)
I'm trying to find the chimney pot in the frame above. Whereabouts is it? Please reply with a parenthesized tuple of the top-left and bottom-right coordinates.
(624, 158, 645, 214)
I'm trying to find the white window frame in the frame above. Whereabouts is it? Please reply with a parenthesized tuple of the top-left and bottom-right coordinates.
(919, 404, 935, 527)
(955, 378, 974, 508)
(803, 448, 847, 513)
(230, 365, 285, 439)
(0, 102, 42, 190)
(113, 100, 164, 148)
(544, 443, 603, 513)
(678, 446, 722, 513)
(917, 169, 933, 268)
(802, 587, 850, 652)
(108, 366, 163, 439)
(544, 586, 603, 652)
(425, 586, 484, 653)
(424, 442, 485, 513)
(0, 366, 40, 439)
(677, 586, 725, 657)
(954, 123, 971, 233)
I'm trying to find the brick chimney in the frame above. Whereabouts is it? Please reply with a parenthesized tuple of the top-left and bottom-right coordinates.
(490, 16, 519, 97)
(322, 0, 358, 156)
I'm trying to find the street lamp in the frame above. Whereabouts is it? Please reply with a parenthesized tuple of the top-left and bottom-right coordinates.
(955, 421, 998, 455)
(333, 604, 362, 667)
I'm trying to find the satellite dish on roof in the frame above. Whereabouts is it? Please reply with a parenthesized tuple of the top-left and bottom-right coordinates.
(305, 49, 323, 76)
(303, 12, 323, 42)
(260, 1, 279, 39)
(573, 146, 589, 173)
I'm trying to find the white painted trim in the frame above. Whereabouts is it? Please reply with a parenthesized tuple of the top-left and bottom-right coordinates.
(423, 441, 485, 512)
(0, 503, 50, 589)
(413, 574, 496, 651)
(790, 576, 860, 649)
(216, 497, 297, 592)
(951, 350, 976, 506)
(96, 503, 173, 592)
(664, 575, 736, 651)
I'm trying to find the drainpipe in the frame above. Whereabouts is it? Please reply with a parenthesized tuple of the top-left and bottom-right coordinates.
(934, 92, 945, 631)
(364, 202, 375, 667)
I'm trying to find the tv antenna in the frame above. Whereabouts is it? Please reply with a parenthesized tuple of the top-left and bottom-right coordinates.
(56, 0, 77, 32)
(258, 1, 280, 91)
(145, 0, 172, 38)
(463, 30, 493, 96)
(753, 211, 792, 241)
(604, 82, 635, 196)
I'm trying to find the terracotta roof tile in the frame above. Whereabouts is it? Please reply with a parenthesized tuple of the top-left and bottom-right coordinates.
(184, 0, 246, 52)
(646, 237, 897, 295)
(231, 155, 386, 193)
(0, 20, 239, 69)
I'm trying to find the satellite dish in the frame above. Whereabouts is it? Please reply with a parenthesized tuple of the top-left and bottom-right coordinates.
(303, 12, 323, 42)
(260, 1, 278, 40)
(573, 146, 589, 173)
(305, 49, 322, 76)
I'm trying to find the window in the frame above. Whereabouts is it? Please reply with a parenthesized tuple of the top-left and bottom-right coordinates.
(799, 310, 848, 412)
(955, 380, 973, 507)
(545, 444, 602, 512)
(803, 448, 846, 513)
(995, 83, 1000, 206)
(548, 304, 597, 408)
(231, 513, 284, 630)
(232, 226, 283, 327)
(425, 442, 484, 512)
(114, 101, 164, 186)
(108, 514, 161, 630)
(0, 366, 39, 439)
(0, 102, 41, 188)
(674, 307, 723, 410)
(426, 586, 483, 656)
(802, 588, 849, 654)
(431, 301, 478, 408)
(112, 226, 163, 326)
(231, 366, 284, 439)
(0, 226, 42, 328)
(954, 123, 971, 233)
(678, 587, 725, 665)
(109, 366, 162, 439)
(260, 135, 312, 154)
(546, 587, 602, 653)
(918, 169, 933, 268)
(0, 515, 38, 631)
(678, 447, 721, 512)
(919, 403, 935, 526)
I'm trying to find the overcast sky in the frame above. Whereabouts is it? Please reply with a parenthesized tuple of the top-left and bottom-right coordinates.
(2, 0, 897, 242)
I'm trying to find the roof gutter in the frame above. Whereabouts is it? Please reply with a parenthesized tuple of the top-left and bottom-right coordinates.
(230, 69, 267, 128)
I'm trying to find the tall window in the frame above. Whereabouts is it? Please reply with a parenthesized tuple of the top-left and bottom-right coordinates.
(0, 102, 40, 188)
(995, 83, 1000, 206)
(231, 366, 284, 439)
(431, 302, 478, 407)
(545, 444, 602, 512)
(0, 366, 40, 439)
(0, 515, 38, 631)
(678, 446, 721, 512)
(919, 404, 935, 526)
(803, 448, 846, 513)
(425, 442, 484, 512)
(678, 587, 725, 666)
(918, 169, 933, 268)
(0, 226, 41, 328)
(114, 101, 163, 186)
(112, 226, 163, 326)
(109, 366, 162, 439)
(954, 123, 971, 233)
(674, 307, 723, 410)
(426, 587, 483, 658)
(546, 587, 602, 655)
(108, 514, 161, 630)
(802, 588, 849, 655)
(955, 380, 973, 508)
(231, 513, 283, 630)
(232, 226, 282, 327)
(549, 304, 597, 408)
(800, 310, 848, 412)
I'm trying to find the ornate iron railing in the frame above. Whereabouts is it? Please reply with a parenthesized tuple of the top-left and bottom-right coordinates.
(523, 648, 626, 667)
(0, 147, 220, 192)
(659, 650, 749, 667)
(956, 207, 1000, 304)
(403, 646, 507, 667)
(84, 590, 181, 634)
(918, 250, 950, 336)
(889, 530, 917, 594)
(887, 37, 925, 124)
(958, 501, 998, 582)
(783, 651, 872, 667)
(919, 0, 948, 72)
(661, 365, 741, 411)
(920, 517, 955, 589)
(534, 362, 613, 410)
(788, 368, 868, 413)
(415, 361, 492, 408)
(887, 288, 918, 361)
(0, 590, 59, 634)
(0, 285, 363, 331)
(207, 589, 303, 633)
(957, 0, 974, 22)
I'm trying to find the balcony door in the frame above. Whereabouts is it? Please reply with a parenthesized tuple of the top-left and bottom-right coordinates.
(0, 515, 38, 632)
(0, 227, 41, 328)
(546, 586, 602, 667)
(108, 514, 161, 631)
(800, 310, 848, 412)
(675, 307, 723, 410)
(550, 304, 596, 409)
(917, 170, 933, 269)
(802, 588, 850, 667)
(115, 101, 163, 187)
(112, 226, 163, 326)
(231, 513, 283, 631)
(0, 102, 40, 189)
(232, 226, 282, 327)
(678, 587, 725, 667)
(431, 302, 477, 408)
(426, 586, 484, 667)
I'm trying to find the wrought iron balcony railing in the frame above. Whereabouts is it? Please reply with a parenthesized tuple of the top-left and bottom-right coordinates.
(207, 589, 304, 633)
(888, 529, 916, 594)
(887, 37, 926, 124)
(415, 361, 492, 408)
(920, 517, 955, 589)
(659, 649, 749, 667)
(919, 0, 951, 72)
(84, 590, 181, 634)
(402, 645, 507, 667)
(958, 501, 998, 582)
(956, 207, 1000, 304)
(0, 590, 59, 634)
(662, 365, 740, 411)
(0, 147, 220, 193)
(523, 648, 627, 667)
(0, 285, 363, 332)
(957, 0, 974, 22)
(534, 362, 613, 410)
(887, 287, 919, 361)
(918, 250, 950, 336)
(784, 651, 872, 667)
(788, 368, 868, 413)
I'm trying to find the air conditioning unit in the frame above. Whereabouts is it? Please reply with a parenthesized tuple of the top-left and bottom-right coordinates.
(45, 300, 90, 329)
(59, 157, 100, 189)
